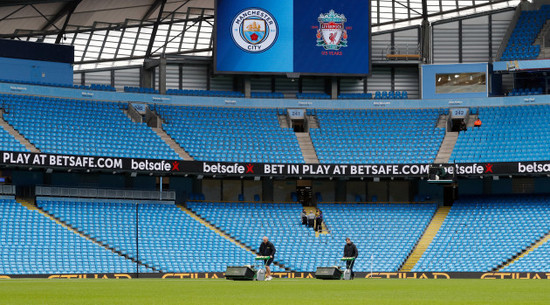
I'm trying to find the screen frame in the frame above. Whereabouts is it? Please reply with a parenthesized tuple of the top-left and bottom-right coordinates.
(213, 0, 371, 77)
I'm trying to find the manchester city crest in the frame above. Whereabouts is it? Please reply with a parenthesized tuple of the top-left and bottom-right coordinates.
(316, 10, 348, 50)
(231, 8, 278, 53)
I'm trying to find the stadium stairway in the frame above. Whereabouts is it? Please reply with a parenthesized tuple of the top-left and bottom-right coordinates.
(181, 204, 294, 272)
(434, 133, 458, 163)
(399, 206, 450, 272)
(277, 114, 290, 128)
(0, 109, 40, 153)
(27, 197, 160, 272)
(496, 229, 550, 271)
(148, 111, 193, 161)
(303, 206, 329, 236)
(295, 133, 319, 164)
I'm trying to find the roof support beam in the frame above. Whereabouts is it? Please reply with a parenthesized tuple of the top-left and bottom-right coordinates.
(142, 0, 164, 21)
(54, 0, 81, 44)
(0, 5, 27, 23)
(145, 0, 166, 58)
(41, 0, 80, 32)
(31, 4, 60, 31)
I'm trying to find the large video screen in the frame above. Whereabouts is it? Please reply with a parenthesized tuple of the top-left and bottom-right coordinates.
(215, 0, 370, 75)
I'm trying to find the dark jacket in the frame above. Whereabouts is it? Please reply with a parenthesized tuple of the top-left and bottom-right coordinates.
(343, 242, 358, 258)
(259, 241, 276, 257)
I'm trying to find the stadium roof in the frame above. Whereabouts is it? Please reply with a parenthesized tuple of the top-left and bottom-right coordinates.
(0, 0, 520, 70)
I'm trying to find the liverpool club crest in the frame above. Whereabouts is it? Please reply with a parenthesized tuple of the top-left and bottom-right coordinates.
(316, 10, 348, 50)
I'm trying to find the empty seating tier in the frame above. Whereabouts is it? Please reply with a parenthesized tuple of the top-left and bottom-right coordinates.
(0, 94, 179, 159)
(0, 197, 147, 274)
(412, 195, 550, 272)
(0, 126, 28, 152)
(503, 238, 550, 272)
(450, 105, 550, 162)
(38, 198, 255, 273)
(310, 108, 445, 164)
(501, 6, 550, 61)
(188, 202, 436, 272)
(153, 105, 304, 163)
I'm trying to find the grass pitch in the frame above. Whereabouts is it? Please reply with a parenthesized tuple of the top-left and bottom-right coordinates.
(1, 278, 550, 305)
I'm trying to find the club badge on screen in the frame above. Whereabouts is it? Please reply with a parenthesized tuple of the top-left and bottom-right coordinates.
(231, 8, 278, 53)
(316, 10, 348, 51)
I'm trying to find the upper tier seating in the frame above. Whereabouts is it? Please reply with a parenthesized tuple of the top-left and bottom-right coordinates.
(188, 201, 436, 272)
(251, 92, 285, 99)
(338, 93, 373, 99)
(374, 91, 408, 99)
(450, 105, 550, 162)
(509, 87, 544, 96)
(124, 86, 159, 94)
(310, 108, 445, 163)
(0, 94, 179, 159)
(0, 197, 148, 274)
(501, 6, 550, 61)
(152, 105, 304, 163)
(166, 89, 244, 98)
(38, 198, 255, 273)
(412, 195, 550, 272)
(0, 79, 115, 92)
(296, 93, 331, 99)
(502, 239, 550, 272)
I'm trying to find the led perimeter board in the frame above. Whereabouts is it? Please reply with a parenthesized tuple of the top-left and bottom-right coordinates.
(215, 0, 371, 76)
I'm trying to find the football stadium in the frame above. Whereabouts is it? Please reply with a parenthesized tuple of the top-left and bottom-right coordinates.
(1, 0, 550, 303)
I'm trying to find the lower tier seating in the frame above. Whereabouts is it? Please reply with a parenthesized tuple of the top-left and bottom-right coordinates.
(38, 198, 256, 273)
(412, 195, 550, 272)
(188, 202, 437, 272)
(0, 197, 147, 274)
(502, 239, 550, 272)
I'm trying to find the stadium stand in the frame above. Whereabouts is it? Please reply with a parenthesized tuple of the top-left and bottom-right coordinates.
(374, 91, 408, 99)
(166, 89, 245, 97)
(450, 105, 550, 162)
(187, 201, 437, 272)
(0, 78, 117, 92)
(0, 197, 149, 275)
(37, 198, 256, 272)
(152, 105, 304, 163)
(310, 108, 445, 164)
(337, 93, 373, 99)
(0, 126, 29, 152)
(502, 238, 550, 272)
(500, 6, 550, 61)
(0, 94, 180, 159)
(509, 87, 543, 96)
(296, 93, 331, 99)
(124, 86, 159, 94)
(412, 195, 550, 272)
(250, 92, 285, 99)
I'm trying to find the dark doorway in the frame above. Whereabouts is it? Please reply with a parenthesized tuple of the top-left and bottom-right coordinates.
(292, 119, 305, 132)
(450, 118, 466, 132)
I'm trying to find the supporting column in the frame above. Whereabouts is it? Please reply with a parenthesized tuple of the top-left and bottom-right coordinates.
(262, 179, 274, 202)
(158, 57, 167, 95)
(330, 77, 338, 99)
(140, 67, 153, 89)
(483, 177, 493, 195)
(335, 179, 347, 202)
(243, 76, 251, 98)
